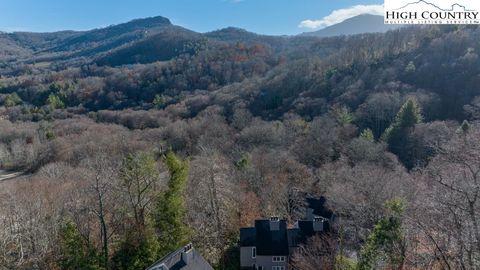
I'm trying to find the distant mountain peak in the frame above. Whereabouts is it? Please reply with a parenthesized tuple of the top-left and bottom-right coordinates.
(205, 27, 265, 42)
(222, 27, 248, 31)
(108, 16, 172, 30)
(301, 14, 400, 38)
(129, 16, 171, 25)
(207, 27, 251, 34)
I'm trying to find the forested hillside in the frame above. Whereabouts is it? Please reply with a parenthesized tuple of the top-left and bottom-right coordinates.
(0, 17, 480, 269)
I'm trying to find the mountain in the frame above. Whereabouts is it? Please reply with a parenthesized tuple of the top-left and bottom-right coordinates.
(95, 25, 203, 66)
(205, 27, 286, 45)
(1, 16, 183, 64)
(47, 16, 174, 54)
(301, 14, 400, 37)
(96, 26, 283, 66)
(4, 16, 284, 67)
(0, 33, 32, 61)
(0, 14, 402, 68)
(9, 16, 173, 52)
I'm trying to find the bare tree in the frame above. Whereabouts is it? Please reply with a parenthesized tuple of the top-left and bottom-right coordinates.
(188, 147, 239, 264)
(78, 151, 120, 269)
(290, 235, 339, 270)
(320, 160, 415, 254)
(414, 124, 480, 269)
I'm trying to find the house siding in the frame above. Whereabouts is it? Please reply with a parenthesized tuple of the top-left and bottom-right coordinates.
(256, 256, 288, 269)
(240, 246, 256, 268)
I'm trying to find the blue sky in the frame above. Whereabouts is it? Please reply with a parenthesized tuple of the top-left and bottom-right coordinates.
(0, 0, 383, 35)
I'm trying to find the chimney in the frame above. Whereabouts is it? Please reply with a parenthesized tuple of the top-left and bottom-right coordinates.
(181, 243, 194, 265)
(269, 217, 280, 231)
(313, 217, 325, 232)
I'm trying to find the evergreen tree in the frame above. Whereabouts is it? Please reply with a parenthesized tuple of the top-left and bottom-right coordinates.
(47, 94, 65, 110)
(58, 222, 102, 270)
(404, 61, 416, 74)
(153, 94, 165, 109)
(382, 98, 422, 168)
(216, 232, 242, 270)
(4, 93, 22, 107)
(460, 120, 470, 134)
(336, 256, 357, 270)
(359, 129, 375, 142)
(111, 227, 159, 270)
(120, 151, 160, 226)
(334, 106, 354, 126)
(112, 151, 161, 270)
(358, 198, 406, 270)
(155, 152, 192, 256)
(396, 98, 422, 128)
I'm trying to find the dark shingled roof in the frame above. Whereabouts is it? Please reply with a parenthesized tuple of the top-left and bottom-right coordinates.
(240, 197, 335, 257)
(240, 228, 256, 246)
(297, 220, 316, 242)
(290, 220, 332, 248)
(287, 228, 301, 248)
(147, 244, 213, 270)
(306, 196, 334, 220)
(241, 219, 332, 253)
(255, 219, 290, 256)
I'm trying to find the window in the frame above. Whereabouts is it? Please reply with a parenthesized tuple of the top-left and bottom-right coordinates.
(252, 247, 256, 258)
(272, 267, 285, 270)
(272, 256, 286, 262)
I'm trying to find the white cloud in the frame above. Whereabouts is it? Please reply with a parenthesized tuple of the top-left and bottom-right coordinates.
(299, 4, 384, 29)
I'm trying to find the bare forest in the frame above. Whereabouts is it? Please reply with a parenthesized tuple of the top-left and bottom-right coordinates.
(0, 18, 480, 269)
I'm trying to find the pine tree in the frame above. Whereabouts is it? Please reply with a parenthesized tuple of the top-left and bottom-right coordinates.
(153, 94, 165, 109)
(120, 151, 160, 226)
(58, 222, 103, 270)
(382, 98, 422, 142)
(460, 120, 470, 134)
(111, 226, 159, 270)
(155, 152, 192, 256)
(360, 129, 375, 142)
(47, 94, 65, 110)
(381, 98, 422, 168)
(404, 61, 416, 74)
(358, 198, 406, 270)
(112, 151, 161, 270)
(334, 106, 354, 126)
(4, 93, 22, 107)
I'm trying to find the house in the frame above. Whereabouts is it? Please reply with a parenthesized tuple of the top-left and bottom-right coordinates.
(147, 243, 213, 270)
(239, 197, 333, 270)
(240, 217, 289, 270)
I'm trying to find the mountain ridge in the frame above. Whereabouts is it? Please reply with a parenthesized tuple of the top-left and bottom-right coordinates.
(301, 14, 400, 37)
(0, 14, 401, 67)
